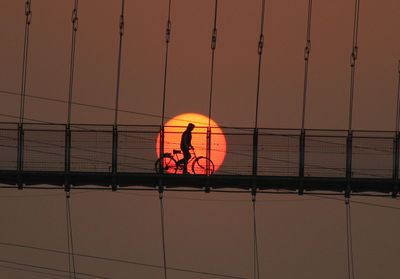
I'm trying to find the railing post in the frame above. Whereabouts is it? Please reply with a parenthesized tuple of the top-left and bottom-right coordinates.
(17, 123, 24, 189)
(111, 126, 118, 191)
(160, 126, 165, 174)
(345, 131, 353, 198)
(252, 128, 258, 176)
(392, 132, 399, 198)
(65, 125, 71, 192)
(252, 128, 258, 195)
(299, 129, 305, 195)
(205, 127, 211, 192)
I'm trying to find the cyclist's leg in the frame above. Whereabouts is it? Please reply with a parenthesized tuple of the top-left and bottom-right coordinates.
(182, 149, 191, 173)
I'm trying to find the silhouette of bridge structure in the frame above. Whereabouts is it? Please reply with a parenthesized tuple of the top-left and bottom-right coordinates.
(1, 0, 399, 201)
(4, 1, 400, 279)
(0, 122, 398, 197)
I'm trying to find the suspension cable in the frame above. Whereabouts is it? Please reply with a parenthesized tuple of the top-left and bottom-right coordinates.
(345, 197, 355, 279)
(161, 0, 172, 128)
(67, 0, 79, 126)
(301, 0, 312, 131)
(65, 192, 77, 279)
(19, 0, 33, 125)
(254, 0, 265, 129)
(114, 0, 125, 127)
(159, 192, 168, 279)
(208, 0, 218, 128)
(160, 0, 173, 172)
(252, 194, 260, 279)
(348, 0, 361, 132)
(395, 60, 400, 132)
(206, 0, 219, 176)
(65, 193, 71, 279)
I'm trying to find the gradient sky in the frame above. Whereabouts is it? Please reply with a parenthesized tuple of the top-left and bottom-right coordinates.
(0, 1, 400, 278)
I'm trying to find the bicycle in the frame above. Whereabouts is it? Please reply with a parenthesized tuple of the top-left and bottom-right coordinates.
(155, 149, 215, 175)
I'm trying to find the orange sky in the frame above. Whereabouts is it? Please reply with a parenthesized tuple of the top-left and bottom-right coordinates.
(0, 1, 400, 279)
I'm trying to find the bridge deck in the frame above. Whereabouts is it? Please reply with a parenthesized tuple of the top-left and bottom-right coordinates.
(0, 171, 395, 194)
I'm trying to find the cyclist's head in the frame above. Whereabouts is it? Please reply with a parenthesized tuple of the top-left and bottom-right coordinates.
(187, 123, 195, 131)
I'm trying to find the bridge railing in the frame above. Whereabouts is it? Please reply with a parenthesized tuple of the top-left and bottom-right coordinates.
(0, 123, 398, 181)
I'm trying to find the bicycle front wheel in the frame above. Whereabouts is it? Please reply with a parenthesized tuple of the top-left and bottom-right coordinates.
(155, 156, 177, 174)
(192, 157, 214, 175)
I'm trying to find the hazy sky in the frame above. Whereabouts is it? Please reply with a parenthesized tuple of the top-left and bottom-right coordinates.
(1, 1, 400, 279)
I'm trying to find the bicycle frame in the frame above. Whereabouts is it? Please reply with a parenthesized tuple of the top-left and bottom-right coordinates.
(156, 149, 214, 175)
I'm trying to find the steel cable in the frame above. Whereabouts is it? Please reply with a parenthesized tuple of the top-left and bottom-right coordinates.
(348, 0, 361, 132)
(252, 195, 260, 279)
(19, 0, 32, 125)
(114, 0, 125, 127)
(254, 0, 266, 129)
(206, 0, 219, 175)
(161, 0, 172, 128)
(345, 198, 355, 279)
(396, 60, 400, 132)
(0, 241, 245, 279)
(65, 192, 77, 279)
(159, 0, 173, 173)
(159, 193, 168, 279)
(0, 259, 108, 279)
(0, 263, 82, 279)
(301, 0, 312, 130)
(65, 194, 71, 279)
(208, 0, 218, 127)
(68, 0, 79, 126)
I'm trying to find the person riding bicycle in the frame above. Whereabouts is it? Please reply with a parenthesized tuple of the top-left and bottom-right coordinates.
(177, 123, 195, 174)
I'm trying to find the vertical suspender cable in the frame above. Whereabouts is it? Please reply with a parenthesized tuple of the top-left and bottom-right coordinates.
(252, 194, 260, 279)
(65, 192, 77, 279)
(112, 0, 125, 189)
(68, 0, 79, 126)
(345, 1, 360, 278)
(396, 60, 400, 133)
(299, 0, 312, 194)
(19, 0, 32, 125)
(160, 0, 172, 170)
(394, 60, 400, 197)
(348, 0, 360, 132)
(159, 3, 172, 270)
(114, 0, 125, 127)
(159, 3, 172, 272)
(252, 2, 265, 274)
(301, 0, 312, 131)
(65, 193, 71, 279)
(254, 0, 265, 129)
(65, 0, 78, 193)
(345, 198, 355, 279)
(161, 0, 172, 128)
(66, 2, 78, 278)
(159, 193, 168, 279)
(207, 0, 218, 175)
(208, 0, 218, 126)
(17, 1, 32, 189)
(252, 0, 266, 177)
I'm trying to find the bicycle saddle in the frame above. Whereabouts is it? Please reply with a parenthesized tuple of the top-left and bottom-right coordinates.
(173, 149, 181, 154)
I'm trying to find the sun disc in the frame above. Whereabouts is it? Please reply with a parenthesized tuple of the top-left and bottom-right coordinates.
(156, 113, 226, 174)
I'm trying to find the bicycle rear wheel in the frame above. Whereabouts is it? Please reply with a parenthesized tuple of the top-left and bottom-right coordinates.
(192, 157, 214, 175)
(155, 156, 177, 174)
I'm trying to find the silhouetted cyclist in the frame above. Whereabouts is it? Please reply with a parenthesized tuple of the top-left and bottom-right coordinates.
(177, 123, 195, 174)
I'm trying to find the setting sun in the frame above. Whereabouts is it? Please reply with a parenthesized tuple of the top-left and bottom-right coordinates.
(156, 113, 226, 174)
